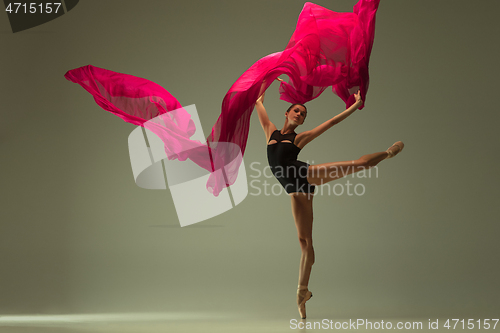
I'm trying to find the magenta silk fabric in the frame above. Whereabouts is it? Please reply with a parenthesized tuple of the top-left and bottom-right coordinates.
(65, 0, 380, 196)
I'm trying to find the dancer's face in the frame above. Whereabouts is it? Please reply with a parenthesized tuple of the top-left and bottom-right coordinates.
(286, 105, 307, 125)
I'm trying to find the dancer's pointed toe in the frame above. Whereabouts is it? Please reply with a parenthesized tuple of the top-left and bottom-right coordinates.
(386, 141, 404, 159)
(297, 285, 313, 319)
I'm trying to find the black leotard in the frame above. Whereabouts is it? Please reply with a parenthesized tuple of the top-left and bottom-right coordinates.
(267, 129, 316, 194)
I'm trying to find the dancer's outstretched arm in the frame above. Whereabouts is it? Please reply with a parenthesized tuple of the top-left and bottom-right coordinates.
(299, 91, 363, 147)
(256, 91, 277, 141)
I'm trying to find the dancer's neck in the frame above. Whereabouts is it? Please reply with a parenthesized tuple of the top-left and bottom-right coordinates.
(281, 120, 297, 135)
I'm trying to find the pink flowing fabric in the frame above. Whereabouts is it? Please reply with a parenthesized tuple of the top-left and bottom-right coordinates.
(65, 0, 380, 196)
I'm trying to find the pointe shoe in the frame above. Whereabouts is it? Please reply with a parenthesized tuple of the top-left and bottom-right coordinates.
(297, 285, 313, 319)
(386, 141, 404, 159)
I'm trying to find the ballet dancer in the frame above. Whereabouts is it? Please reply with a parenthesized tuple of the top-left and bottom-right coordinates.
(255, 79, 403, 319)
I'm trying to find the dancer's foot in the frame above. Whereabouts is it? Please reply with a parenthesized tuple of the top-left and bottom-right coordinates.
(297, 285, 313, 319)
(386, 141, 404, 159)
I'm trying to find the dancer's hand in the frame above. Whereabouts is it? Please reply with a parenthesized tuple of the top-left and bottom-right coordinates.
(257, 78, 282, 103)
(354, 90, 363, 106)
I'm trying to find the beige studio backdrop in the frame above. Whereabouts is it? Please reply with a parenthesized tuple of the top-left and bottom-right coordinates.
(1, 0, 499, 322)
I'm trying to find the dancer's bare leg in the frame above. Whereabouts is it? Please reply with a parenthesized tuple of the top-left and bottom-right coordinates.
(307, 142, 403, 185)
(291, 193, 314, 286)
(290, 192, 314, 318)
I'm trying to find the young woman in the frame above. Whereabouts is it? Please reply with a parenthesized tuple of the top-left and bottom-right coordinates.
(255, 79, 404, 319)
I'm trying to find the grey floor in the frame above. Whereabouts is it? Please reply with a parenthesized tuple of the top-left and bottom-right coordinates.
(2, 313, 496, 333)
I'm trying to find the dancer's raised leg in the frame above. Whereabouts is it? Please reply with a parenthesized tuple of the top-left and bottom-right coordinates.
(307, 141, 404, 186)
(290, 192, 314, 319)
